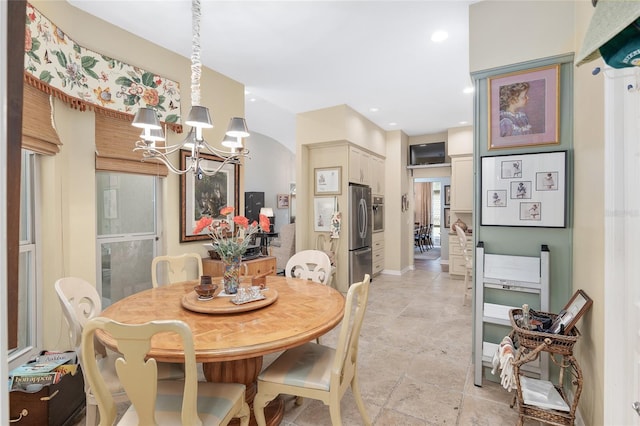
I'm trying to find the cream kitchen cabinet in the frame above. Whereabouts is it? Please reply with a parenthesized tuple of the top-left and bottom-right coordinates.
(348, 146, 371, 186)
(449, 232, 472, 277)
(372, 232, 384, 275)
(451, 156, 473, 212)
(370, 155, 385, 195)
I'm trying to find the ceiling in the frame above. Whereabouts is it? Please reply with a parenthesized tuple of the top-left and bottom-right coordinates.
(68, 0, 475, 152)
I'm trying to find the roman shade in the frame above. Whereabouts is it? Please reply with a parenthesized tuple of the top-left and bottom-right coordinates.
(95, 114, 168, 177)
(22, 83, 62, 155)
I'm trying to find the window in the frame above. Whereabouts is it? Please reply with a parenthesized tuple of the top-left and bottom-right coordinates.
(96, 172, 160, 307)
(9, 150, 41, 368)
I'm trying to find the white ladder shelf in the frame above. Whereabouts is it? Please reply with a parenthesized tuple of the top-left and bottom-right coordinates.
(474, 242, 550, 387)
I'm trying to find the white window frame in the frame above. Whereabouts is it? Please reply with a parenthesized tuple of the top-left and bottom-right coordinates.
(8, 151, 42, 369)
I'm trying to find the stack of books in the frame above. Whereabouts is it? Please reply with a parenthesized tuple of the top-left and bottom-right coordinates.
(9, 351, 78, 392)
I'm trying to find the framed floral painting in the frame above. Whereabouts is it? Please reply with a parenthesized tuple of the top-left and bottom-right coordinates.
(180, 151, 240, 242)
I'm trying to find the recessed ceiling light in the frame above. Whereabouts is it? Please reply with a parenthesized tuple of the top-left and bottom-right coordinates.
(249, 98, 257, 102)
(244, 89, 251, 95)
(463, 86, 475, 94)
(431, 30, 448, 43)
(459, 121, 468, 125)
(388, 122, 397, 126)
(369, 107, 380, 112)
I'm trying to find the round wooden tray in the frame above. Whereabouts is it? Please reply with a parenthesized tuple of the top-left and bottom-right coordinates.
(181, 288, 278, 314)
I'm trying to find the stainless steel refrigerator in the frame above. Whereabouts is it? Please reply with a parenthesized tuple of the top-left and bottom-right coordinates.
(348, 184, 372, 285)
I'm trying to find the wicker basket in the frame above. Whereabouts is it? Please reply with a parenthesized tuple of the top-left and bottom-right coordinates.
(509, 309, 579, 356)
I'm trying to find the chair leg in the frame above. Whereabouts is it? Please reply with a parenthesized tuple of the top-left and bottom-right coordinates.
(463, 268, 473, 305)
(253, 391, 275, 426)
(351, 374, 371, 426)
(462, 271, 469, 305)
(237, 400, 251, 426)
(85, 402, 98, 426)
(328, 396, 343, 426)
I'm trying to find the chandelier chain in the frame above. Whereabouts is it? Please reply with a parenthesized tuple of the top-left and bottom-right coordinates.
(191, 0, 202, 107)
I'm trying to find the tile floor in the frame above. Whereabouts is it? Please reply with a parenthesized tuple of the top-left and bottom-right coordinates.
(75, 249, 542, 425)
(274, 250, 537, 426)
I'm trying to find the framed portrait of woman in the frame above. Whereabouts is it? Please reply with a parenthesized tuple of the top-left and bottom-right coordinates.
(488, 64, 560, 150)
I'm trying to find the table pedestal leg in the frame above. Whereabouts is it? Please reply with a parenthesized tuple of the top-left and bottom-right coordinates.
(203, 357, 284, 426)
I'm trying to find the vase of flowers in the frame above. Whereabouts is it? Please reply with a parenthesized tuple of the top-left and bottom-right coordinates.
(194, 206, 270, 294)
(222, 255, 242, 294)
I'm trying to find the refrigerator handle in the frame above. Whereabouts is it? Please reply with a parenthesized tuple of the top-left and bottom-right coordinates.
(354, 247, 372, 255)
(358, 198, 367, 238)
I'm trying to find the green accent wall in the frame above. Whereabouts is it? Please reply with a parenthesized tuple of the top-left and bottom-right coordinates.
(471, 53, 575, 313)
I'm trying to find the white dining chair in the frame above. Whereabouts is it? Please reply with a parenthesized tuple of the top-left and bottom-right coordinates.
(284, 250, 332, 286)
(81, 317, 250, 425)
(55, 277, 184, 426)
(55, 277, 129, 426)
(151, 253, 203, 288)
(316, 233, 338, 287)
(253, 274, 372, 426)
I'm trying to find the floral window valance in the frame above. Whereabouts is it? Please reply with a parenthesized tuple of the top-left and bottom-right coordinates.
(23, 2, 182, 133)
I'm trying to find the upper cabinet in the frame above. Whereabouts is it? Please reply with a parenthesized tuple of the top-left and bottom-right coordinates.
(349, 146, 385, 194)
(451, 156, 473, 212)
(370, 156, 385, 195)
(348, 146, 371, 186)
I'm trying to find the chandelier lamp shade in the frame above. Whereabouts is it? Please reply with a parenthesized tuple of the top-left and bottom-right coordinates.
(132, 0, 251, 177)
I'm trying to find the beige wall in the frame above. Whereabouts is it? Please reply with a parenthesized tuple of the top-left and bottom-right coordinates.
(297, 104, 386, 156)
(30, 1, 245, 350)
(571, 2, 605, 424)
(470, 1, 604, 424)
(447, 126, 473, 157)
(469, 1, 576, 73)
(384, 130, 412, 273)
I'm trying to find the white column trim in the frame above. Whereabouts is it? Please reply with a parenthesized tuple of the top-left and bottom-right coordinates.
(603, 67, 640, 425)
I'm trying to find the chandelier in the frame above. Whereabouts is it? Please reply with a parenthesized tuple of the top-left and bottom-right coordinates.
(131, 0, 250, 177)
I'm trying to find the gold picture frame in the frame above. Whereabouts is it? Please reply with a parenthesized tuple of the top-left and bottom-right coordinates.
(488, 64, 560, 150)
(314, 167, 342, 195)
(179, 151, 240, 242)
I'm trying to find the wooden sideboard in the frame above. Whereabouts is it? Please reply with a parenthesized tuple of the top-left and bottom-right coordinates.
(202, 256, 277, 277)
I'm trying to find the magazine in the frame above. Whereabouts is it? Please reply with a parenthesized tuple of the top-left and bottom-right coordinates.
(53, 363, 78, 375)
(9, 358, 69, 377)
(10, 372, 62, 391)
(37, 351, 77, 365)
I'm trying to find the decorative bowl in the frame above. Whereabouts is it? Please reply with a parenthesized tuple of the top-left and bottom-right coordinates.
(194, 283, 218, 300)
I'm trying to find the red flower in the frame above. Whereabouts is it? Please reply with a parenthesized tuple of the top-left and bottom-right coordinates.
(259, 214, 270, 232)
(193, 216, 213, 234)
(233, 215, 249, 229)
(220, 206, 234, 216)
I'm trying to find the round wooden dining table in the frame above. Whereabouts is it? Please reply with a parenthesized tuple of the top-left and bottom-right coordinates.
(98, 275, 345, 426)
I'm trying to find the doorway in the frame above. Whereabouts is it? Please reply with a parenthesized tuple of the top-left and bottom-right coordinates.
(413, 177, 450, 267)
